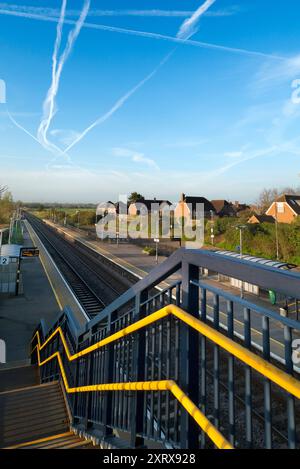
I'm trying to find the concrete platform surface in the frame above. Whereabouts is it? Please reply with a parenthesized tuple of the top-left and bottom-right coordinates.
(0, 226, 60, 365)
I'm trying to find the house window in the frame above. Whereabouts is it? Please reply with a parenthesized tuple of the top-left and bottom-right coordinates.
(277, 202, 284, 213)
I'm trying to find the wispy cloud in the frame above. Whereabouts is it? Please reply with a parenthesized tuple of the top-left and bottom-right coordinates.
(37, 0, 90, 155)
(253, 54, 300, 92)
(177, 0, 216, 40)
(216, 146, 279, 174)
(112, 147, 160, 171)
(50, 128, 81, 147)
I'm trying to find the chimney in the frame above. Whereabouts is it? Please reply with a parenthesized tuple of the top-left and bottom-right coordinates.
(181, 193, 185, 202)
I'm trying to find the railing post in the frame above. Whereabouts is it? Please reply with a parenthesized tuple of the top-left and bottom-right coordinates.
(130, 290, 148, 448)
(73, 347, 80, 425)
(102, 315, 115, 438)
(180, 261, 200, 449)
(84, 331, 94, 431)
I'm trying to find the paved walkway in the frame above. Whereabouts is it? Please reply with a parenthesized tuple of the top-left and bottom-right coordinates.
(0, 226, 60, 366)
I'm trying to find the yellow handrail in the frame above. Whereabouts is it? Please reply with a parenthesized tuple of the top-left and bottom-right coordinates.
(31, 304, 300, 449)
(32, 304, 300, 399)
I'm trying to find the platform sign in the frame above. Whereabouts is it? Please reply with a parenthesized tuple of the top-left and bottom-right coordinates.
(0, 256, 10, 265)
(20, 247, 39, 259)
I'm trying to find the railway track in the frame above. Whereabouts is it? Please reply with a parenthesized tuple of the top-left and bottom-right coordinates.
(25, 214, 133, 318)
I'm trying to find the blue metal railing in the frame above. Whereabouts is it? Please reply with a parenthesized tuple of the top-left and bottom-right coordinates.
(31, 248, 300, 449)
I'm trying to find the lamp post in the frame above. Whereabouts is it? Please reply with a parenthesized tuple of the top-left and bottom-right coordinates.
(274, 202, 279, 261)
(210, 210, 215, 245)
(154, 238, 159, 264)
(236, 224, 247, 299)
(76, 210, 80, 229)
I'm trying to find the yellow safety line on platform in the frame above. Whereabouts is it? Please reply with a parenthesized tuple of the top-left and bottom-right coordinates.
(26, 221, 63, 310)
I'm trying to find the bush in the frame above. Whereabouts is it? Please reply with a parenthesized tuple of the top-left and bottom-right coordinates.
(212, 218, 300, 265)
(143, 246, 156, 256)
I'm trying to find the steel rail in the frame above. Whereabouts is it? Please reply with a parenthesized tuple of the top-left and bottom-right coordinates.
(29, 214, 123, 297)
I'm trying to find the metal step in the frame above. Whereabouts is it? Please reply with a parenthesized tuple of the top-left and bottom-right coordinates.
(6, 432, 96, 449)
(0, 365, 40, 392)
(0, 380, 69, 448)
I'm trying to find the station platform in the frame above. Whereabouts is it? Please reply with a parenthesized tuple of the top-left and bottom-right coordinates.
(0, 225, 60, 366)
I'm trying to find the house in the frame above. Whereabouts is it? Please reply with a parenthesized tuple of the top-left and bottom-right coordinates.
(266, 194, 300, 224)
(115, 201, 128, 215)
(211, 200, 237, 217)
(248, 214, 275, 224)
(232, 201, 251, 214)
(174, 194, 216, 219)
(96, 201, 116, 219)
(128, 198, 172, 216)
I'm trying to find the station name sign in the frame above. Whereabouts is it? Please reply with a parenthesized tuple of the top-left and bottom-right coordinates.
(20, 247, 39, 259)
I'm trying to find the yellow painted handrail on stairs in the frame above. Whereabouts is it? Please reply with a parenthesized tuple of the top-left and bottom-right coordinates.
(31, 304, 300, 449)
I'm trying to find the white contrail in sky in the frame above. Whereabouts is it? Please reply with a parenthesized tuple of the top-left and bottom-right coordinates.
(37, 0, 90, 154)
(62, 51, 175, 154)
(0, 4, 237, 18)
(0, 8, 285, 60)
(62, 0, 217, 154)
(37, 0, 67, 154)
(177, 0, 216, 40)
(2, 1, 286, 162)
(7, 110, 69, 157)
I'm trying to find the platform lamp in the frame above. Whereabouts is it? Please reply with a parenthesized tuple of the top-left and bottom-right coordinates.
(236, 224, 248, 299)
(76, 210, 80, 229)
(210, 210, 215, 245)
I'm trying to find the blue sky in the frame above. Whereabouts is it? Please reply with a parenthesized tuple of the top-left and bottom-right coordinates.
(0, 0, 300, 203)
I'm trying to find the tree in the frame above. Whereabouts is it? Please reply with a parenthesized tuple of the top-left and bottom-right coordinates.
(0, 191, 14, 224)
(256, 186, 300, 214)
(128, 192, 145, 204)
(256, 188, 279, 214)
